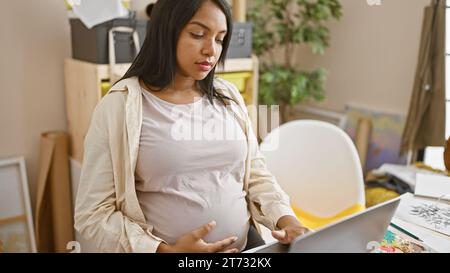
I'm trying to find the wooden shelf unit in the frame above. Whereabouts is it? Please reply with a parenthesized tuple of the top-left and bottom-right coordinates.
(64, 56, 259, 163)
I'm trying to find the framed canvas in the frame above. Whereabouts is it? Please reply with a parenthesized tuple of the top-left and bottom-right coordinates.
(0, 157, 37, 253)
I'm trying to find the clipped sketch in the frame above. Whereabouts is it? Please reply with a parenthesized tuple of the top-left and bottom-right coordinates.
(396, 193, 450, 237)
(410, 203, 450, 231)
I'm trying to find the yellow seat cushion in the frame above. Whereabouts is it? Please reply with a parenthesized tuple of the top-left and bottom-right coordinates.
(365, 187, 399, 208)
(292, 203, 366, 230)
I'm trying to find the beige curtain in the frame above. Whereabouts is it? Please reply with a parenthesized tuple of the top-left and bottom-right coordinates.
(401, 0, 446, 155)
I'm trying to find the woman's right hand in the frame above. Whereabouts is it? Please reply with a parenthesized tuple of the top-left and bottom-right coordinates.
(156, 221, 239, 253)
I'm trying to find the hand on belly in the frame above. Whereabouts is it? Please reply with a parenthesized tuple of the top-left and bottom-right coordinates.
(158, 221, 241, 253)
(148, 196, 250, 250)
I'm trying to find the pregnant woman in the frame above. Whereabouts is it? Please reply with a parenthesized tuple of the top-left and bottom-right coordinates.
(74, 0, 309, 253)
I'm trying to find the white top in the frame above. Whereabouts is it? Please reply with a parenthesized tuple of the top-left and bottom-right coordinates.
(135, 88, 250, 251)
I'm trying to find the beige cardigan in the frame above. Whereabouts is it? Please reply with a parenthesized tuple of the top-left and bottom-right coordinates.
(74, 76, 295, 252)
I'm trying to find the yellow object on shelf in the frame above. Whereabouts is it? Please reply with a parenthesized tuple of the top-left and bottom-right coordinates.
(101, 71, 253, 100)
(101, 81, 111, 97)
(216, 72, 252, 94)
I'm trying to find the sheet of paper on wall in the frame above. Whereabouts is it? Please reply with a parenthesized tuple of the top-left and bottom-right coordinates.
(415, 173, 450, 201)
(395, 193, 450, 237)
(72, 0, 129, 29)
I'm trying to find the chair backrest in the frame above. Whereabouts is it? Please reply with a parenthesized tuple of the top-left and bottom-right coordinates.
(260, 120, 365, 223)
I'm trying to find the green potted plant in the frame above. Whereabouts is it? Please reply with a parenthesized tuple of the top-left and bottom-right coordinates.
(248, 0, 343, 123)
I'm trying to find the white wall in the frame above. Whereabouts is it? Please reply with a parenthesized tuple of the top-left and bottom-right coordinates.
(0, 0, 71, 211)
(250, 0, 430, 116)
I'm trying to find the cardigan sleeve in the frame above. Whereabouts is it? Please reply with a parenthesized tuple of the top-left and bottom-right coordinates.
(74, 93, 166, 252)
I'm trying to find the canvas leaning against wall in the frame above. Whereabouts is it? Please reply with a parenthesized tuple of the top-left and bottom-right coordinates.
(343, 104, 408, 173)
(0, 157, 37, 253)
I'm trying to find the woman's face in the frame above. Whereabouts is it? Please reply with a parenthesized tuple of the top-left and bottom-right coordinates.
(176, 1, 227, 81)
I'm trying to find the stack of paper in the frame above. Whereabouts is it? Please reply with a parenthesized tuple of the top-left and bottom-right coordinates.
(395, 193, 450, 237)
(391, 217, 450, 253)
(72, 0, 129, 29)
(391, 193, 450, 253)
(372, 163, 440, 189)
(415, 173, 450, 201)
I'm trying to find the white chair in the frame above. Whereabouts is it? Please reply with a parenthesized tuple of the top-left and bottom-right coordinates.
(258, 120, 366, 242)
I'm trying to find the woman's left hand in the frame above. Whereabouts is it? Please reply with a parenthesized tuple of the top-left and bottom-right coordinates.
(271, 215, 311, 244)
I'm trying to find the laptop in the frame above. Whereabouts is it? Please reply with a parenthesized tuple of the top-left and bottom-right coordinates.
(244, 196, 401, 253)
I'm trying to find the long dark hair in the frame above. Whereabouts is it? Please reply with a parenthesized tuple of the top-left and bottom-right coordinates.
(121, 0, 234, 105)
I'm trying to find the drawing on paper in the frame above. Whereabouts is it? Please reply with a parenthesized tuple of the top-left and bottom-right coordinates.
(410, 203, 450, 231)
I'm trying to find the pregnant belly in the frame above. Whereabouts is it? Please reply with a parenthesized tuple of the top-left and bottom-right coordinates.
(138, 191, 251, 251)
